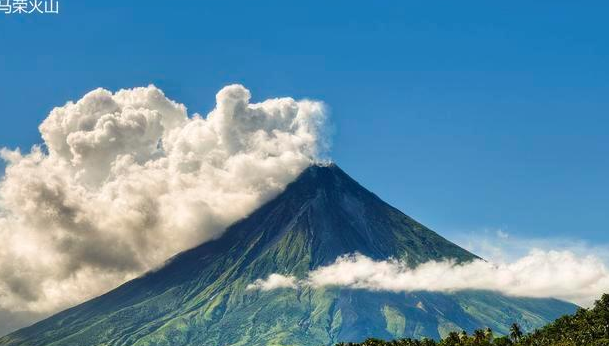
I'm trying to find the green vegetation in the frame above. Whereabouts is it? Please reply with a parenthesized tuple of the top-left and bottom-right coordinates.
(333, 294, 609, 346)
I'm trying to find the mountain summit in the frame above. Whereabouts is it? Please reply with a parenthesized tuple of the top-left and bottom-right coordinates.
(0, 164, 576, 346)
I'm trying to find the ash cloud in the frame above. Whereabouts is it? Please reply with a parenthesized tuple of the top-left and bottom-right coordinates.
(0, 84, 328, 316)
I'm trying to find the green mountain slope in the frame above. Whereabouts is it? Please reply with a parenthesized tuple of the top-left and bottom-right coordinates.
(0, 164, 577, 346)
(327, 294, 609, 346)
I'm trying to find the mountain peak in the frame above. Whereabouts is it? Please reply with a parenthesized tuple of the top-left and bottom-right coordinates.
(0, 163, 577, 346)
(238, 162, 478, 267)
(298, 161, 344, 180)
(289, 162, 355, 191)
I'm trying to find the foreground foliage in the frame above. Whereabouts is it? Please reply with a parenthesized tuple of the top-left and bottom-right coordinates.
(334, 294, 609, 346)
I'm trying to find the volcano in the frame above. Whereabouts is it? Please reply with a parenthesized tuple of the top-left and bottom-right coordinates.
(0, 164, 576, 346)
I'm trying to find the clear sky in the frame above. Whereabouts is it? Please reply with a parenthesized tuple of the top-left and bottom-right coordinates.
(1, 0, 607, 247)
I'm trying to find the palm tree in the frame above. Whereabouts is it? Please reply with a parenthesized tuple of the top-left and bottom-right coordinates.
(441, 332, 461, 346)
(510, 323, 523, 342)
(473, 329, 486, 344)
(484, 327, 493, 341)
(444, 331, 461, 346)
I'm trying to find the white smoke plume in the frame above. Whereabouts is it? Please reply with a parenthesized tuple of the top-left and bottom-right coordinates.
(249, 251, 609, 307)
(0, 84, 328, 316)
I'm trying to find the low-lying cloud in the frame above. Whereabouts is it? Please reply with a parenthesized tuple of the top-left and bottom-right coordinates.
(0, 84, 328, 317)
(249, 251, 609, 307)
(246, 273, 298, 291)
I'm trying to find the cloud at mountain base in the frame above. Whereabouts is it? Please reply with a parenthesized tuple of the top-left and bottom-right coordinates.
(246, 273, 298, 291)
(250, 250, 609, 307)
(0, 84, 328, 315)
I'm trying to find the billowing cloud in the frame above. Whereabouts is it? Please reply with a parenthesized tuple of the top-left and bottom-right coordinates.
(0, 84, 328, 317)
(249, 251, 609, 307)
(246, 273, 298, 291)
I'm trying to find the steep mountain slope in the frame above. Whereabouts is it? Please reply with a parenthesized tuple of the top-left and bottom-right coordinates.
(0, 164, 577, 346)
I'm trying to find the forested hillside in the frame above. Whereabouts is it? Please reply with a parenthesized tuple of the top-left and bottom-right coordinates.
(334, 293, 609, 346)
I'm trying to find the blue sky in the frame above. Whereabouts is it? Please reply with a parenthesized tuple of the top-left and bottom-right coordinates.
(0, 0, 607, 246)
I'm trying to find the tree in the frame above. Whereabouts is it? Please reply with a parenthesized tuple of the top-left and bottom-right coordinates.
(509, 323, 523, 343)
(492, 336, 513, 346)
(441, 331, 461, 346)
(441, 332, 461, 346)
(484, 327, 493, 341)
(472, 329, 486, 345)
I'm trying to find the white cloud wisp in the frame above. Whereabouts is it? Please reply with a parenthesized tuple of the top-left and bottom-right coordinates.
(0, 84, 328, 315)
(246, 274, 298, 291)
(249, 251, 609, 307)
